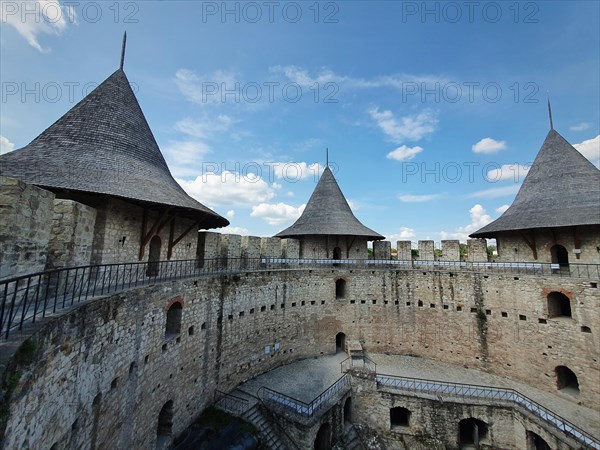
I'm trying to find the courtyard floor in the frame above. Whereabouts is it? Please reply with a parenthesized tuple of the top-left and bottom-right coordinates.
(234, 352, 600, 441)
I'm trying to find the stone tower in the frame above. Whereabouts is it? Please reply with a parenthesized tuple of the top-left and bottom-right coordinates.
(471, 129, 600, 264)
(275, 165, 383, 259)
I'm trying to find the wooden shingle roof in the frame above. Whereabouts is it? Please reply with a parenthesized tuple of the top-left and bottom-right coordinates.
(0, 69, 228, 229)
(471, 129, 600, 237)
(275, 166, 383, 240)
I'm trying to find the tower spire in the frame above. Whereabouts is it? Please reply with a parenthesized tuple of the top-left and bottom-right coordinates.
(120, 32, 127, 70)
(547, 91, 554, 130)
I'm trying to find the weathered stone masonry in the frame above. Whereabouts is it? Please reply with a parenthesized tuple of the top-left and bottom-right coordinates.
(3, 266, 598, 449)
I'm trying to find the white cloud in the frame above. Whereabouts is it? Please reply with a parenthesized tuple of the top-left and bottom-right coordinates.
(369, 107, 438, 143)
(387, 227, 416, 241)
(270, 65, 449, 90)
(226, 210, 235, 218)
(485, 164, 530, 182)
(176, 171, 275, 206)
(472, 138, 507, 154)
(440, 204, 493, 241)
(266, 162, 325, 181)
(386, 145, 423, 161)
(0, 135, 16, 155)
(174, 69, 237, 105)
(175, 115, 233, 139)
(398, 194, 440, 202)
(570, 122, 590, 131)
(495, 204, 510, 214)
(251, 202, 306, 226)
(573, 135, 600, 167)
(2, 1, 75, 52)
(220, 226, 249, 235)
(163, 140, 211, 178)
(469, 184, 520, 199)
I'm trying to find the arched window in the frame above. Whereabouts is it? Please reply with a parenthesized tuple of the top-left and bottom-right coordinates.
(550, 244, 569, 267)
(555, 366, 579, 395)
(526, 431, 551, 450)
(165, 302, 183, 338)
(147, 235, 162, 277)
(390, 406, 411, 428)
(459, 418, 488, 448)
(547, 292, 571, 318)
(336, 332, 346, 353)
(314, 422, 331, 450)
(335, 279, 346, 299)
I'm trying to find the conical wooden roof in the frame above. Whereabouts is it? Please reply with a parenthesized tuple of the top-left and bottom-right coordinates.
(275, 166, 383, 240)
(471, 129, 600, 237)
(0, 69, 228, 228)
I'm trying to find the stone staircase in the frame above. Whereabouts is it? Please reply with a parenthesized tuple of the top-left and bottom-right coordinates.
(215, 388, 288, 450)
(243, 403, 287, 450)
(333, 423, 364, 450)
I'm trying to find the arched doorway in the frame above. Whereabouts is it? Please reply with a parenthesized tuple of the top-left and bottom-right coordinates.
(156, 400, 174, 449)
(459, 418, 488, 449)
(314, 422, 331, 450)
(333, 247, 342, 260)
(343, 397, 352, 424)
(390, 406, 411, 429)
(336, 332, 346, 353)
(550, 244, 569, 267)
(147, 235, 161, 277)
(555, 366, 579, 396)
(526, 431, 551, 450)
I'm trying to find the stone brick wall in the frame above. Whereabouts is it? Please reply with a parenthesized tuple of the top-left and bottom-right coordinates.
(47, 199, 97, 269)
(91, 198, 200, 265)
(350, 374, 579, 449)
(298, 236, 368, 259)
(495, 227, 600, 264)
(0, 177, 55, 279)
(4, 265, 598, 449)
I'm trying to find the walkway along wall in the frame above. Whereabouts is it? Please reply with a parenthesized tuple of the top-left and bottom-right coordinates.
(2, 266, 598, 449)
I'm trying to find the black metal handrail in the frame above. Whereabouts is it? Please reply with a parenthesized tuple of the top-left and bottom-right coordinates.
(376, 373, 599, 449)
(1, 257, 598, 339)
(340, 356, 377, 374)
(213, 389, 250, 416)
(257, 374, 350, 418)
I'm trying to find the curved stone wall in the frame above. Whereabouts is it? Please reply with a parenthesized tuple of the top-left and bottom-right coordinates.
(2, 268, 598, 449)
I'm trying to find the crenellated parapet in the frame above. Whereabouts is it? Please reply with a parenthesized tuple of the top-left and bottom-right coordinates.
(198, 232, 302, 261)
(198, 235, 492, 263)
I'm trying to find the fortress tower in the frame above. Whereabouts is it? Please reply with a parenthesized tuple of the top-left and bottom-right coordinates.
(471, 129, 600, 265)
(275, 164, 383, 259)
(0, 48, 227, 278)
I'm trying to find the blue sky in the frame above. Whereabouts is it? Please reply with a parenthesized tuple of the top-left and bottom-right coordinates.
(2, 1, 599, 243)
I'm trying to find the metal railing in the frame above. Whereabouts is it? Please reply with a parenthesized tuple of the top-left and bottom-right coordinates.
(257, 374, 351, 418)
(213, 389, 250, 416)
(376, 373, 600, 449)
(1, 257, 598, 339)
(340, 356, 377, 374)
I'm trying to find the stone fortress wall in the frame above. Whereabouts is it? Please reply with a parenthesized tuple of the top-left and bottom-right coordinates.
(3, 266, 598, 449)
(1, 176, 599, 450)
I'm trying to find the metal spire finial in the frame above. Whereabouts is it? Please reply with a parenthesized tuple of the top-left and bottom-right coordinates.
(326, 147, 329, 167)
(120, 32, 127, 70)
(547, 91, 554, 130)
